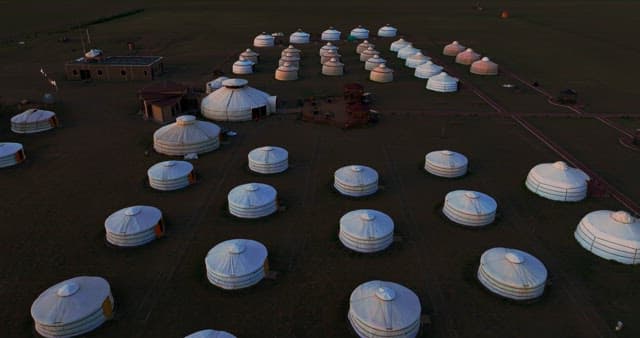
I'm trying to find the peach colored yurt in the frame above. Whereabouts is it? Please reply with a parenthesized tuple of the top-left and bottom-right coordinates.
(240, 48, 260, 63)
(390, 38, 410, 52)
(232, 57, 254, 75)
(275, 62, 298, 81)
(443, 40, 466, 56)
(334, 165, 378, 197)
(153, 115, 221, 156)
(405, 52, 430, 68)
(319, 42, 338, 56)
(104, 205, 164, 247)
(377, 24, 398, 37)
(426, 72, 459, 93)
(147, 160, 195, 191)
(0, 142, 26, 168)
(575, 210, 640, 264)
(289, 28, 310, 44)
(322, 58, 344, 76)
(253, 32, 274, 47)
(471, 57, 499, 75)
(205, 239, 268, 290)
(320, 49, 341, 65)
(321, 26, 341, 41)
(356, 40, 375, 54)
(525, 161, 590, 202)
(360, 47, 380, 62)
(279, 52, 300, 68)
(11, 108, 58, 134)
(184, 329, 237, 338)
(414, 61, 443, 79)
(455, 48, 481, 65)
(281, 45, 301, 58)
(369, 64, 394, 83)
(443, 190, 497, 227)
(350, 25, 369, 39)
(365, 54, 386, 70)
(477, 247, 548, 300)
(397, 43, 420, 59)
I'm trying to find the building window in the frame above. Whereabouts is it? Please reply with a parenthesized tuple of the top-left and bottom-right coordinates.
(97, 70, 103, 75)
(121, 70, 127, 76)
(72, 69, 78, 75)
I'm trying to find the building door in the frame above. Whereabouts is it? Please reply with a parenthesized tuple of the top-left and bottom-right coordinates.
(80, 70, 91, 80)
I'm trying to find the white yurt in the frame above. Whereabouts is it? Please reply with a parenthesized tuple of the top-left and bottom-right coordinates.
(443, 40, 466, 56)
(279, 52, 300, 68)
(369, 64, 394, 83)
(322, 58, 344, 76)
(275, 62, 298, 81)
(289, 28, 310, 44)
(390, 38, 410, 52)
(377, 24, 398, 37)
(0, 142, 26, 168)
(153, 115, 221, 156)
(228, 183, 278, 218)
(350, 25, 370, 39)
(205, 239, 268, 290)
(525, 161, 590, 202)
(321, 26, 341, 41)
(397, 44, 421, 59)
(348, 280, 421, 338)
(414, 61, 443, 79)
(320, 49, 342, 65)
(443, 190, 497, 227)
(147, 160, 195, 191)
(11, 108, 58, 134)
(424, 150, 468, 178)
(334, 165, 378, 197)
(206, 76, 229, 93)
(31, 276, 114, 338)
(104, 205, 164, 247)
(575, 210, 640, 264)
(477, 247, 548, 300)
(281, 45, 301, 58)
(253, 32, 274, 47)
(248, 146, 288, 174)
(360, 47, 380, 62)
(201, 79, 276, 122)
(185, 329, 237, 338)
(455, 48, 482, 65)
(405, 52, 430, 68)
(470, 57, 499, 75)
(339, 209, 394, 253)
(365, 54, 386, 71)
(319, 42, 338, 56)
(426, 72, 459, 93)
(232, 57, 254, 75)
(356, 40, 375, 54)
(240, 48, 260, 63)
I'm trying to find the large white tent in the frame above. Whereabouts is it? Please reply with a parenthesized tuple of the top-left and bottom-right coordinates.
(405, 52, 430, 68)
(185, 329, 237, 338)
(360, 47, 380, 62)
(477, 247, 548, 300)
(356, 40, 375, 54)
(348, 280, 421, 338)
(319, 42, 338, 56)
(339, 209, 394, 253)
(31, 276, 114, 338)
(455, 48, 482, 65)
(0, 142, 26, 168)
(147, 160, 195, 191)
(320, 50, 341, 65)
(201, 79, 276, 122)
(525, 161, 590, 202)
(153, 115, 221, 156)
(365, 54, 386, 71)
(206, 76, 229, 93)
(205, 239, 268, 290)
(426, 72, 459, 93)
(397, 44, 421, 59)
(228, 183, 278, 218)
(443, 190, 497, 227)
(240, 48, 260, 63)
(321, 27, 341, 41)
(390, 38, 410, 52)
(322, 58, 344, 76)
(414, 61, 443, 79)
(289, 28, 310, 44)
(369, 64, 394, 83)
(377, 24, 398, 37)
(253, 32, 274, 47)
(443, 41, 466, 56)
(11, 108, 58, 134)
(104, 205, 164, 247)
(470, 57, 499, 75)
(248, 146, 288, 174)
(350, 25, 370, 39)
(232, 57, 254, 75)
(574, 210, 640, 264)
(424, 150, 468, 178)
(334, 165, 379, 197)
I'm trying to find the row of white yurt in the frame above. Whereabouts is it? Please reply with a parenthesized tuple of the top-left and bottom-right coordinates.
(185, 329, 237, 338)
(356, 40, 374, 54)
(201, 79, 276, 122)
(31, 276, 114, 338)
(289, 28, 310, 44)
(275, 63, 298, 81)
(456, 48, 481, 65)
(574, 210, 640, 264)
(443, 190, 497, 227)
(206, 76, 229, 93)
(414, 61, 443, 79)
(377, 24, 398, 37)
(253, 32, 274, 47)
(471, 57, 499, 75)
(405, 52, 430, 68)
(365, 54, 385, 70)
(282, 45, 301, 58)
(339, 209, 394, 253)
(148, 160, 195, 191)
(232, 57, 254, 75)
(228, 183, 278, 218)
(334, 165, 378, 197)
(350, 25, 369, 39)
(424, 150, 468, 178)
(320, 50, 341, 65)
(205, 239, 268, 290)
(477, 247, 548, 300)
(443, 41, 466, 56)
(525, 161, 590, 202)
(105, 206, 164, 247)
(322, 58, 344, 76)
(369, 64, 394, 83)
(426, 72, 459, 93)
(0, 142, 26, 168)
(11, 108, 58, 134)
(319, 42, 338, 56)
(153, 115, 221, 156)
(390, 38, 410, 52)
(360, 47, 379, 62)
(322, 27, 341, 41)
(248, 146, 288, 174)
(240, 48, 260, 63)
(397, 44, 420, 59)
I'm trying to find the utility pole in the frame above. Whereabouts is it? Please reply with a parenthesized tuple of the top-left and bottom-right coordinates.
(86, 28, 91, 45)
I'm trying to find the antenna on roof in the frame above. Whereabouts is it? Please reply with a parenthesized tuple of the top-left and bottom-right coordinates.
(86, 28, 91, 46)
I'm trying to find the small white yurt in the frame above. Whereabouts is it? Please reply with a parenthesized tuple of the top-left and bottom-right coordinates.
(470, 57, 499, 75)
(321, 26, 341, 41)
(339, 209, 394, 253)
(240, 48, 260, 63)
(414, 61, 443, 79)
(279, 52, 300, 68)
(365, 54, 386, 70)
(426, 72, 459, 93)
(334, 165, 379, 197)
(31, 276, 114, 338)
(424, 150, 468, 178)
(11, 108, 58, 134)
(356, 40, 375, 54)
(360, 47, 380, 62)
(377, 24, 398, 37)
(348, 280, 421, 338)
(369, 64, 394, 83)
(443, 190, 497, 227)
(319, 42, 338, 56)
(228, 183, 278, 218)
(275, 63, 298, 81)
(405, 52, 430, 68)
(185, 329, 237, 338)
(350, 25, 370, 39)
(477, 247, 548, 300)
(206, 76, 229, 93)
(232, 57, 254, 75)
(289, 28, 310, 44)
(322, 58, 344, 76)
(147, 160, 195, 191)
(397, 44, 421, 59)
(104, 205, 164, 247)
(455, 48, 481, 65)
(253, 32, 274, 47)
(390, 38, 410, 52)
(201, 79, 276, 122)
(248, 146, 288, 174)
(153, 115, 220, 156)
(0, 142, 26, 168)
(443, 40, 466, 56)
(525, 161, 590, 202)
(320, 49, 342, 65)
(575, 210, 640, 264)
(281, 45, 301, 58)
(205, 239, 268, 290)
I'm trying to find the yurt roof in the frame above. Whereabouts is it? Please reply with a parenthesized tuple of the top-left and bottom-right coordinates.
(222, 78, 248, 88)
(335, 165, 378, 185)
(426, 150, 467, 168)
(154, 115, 221, 145)
(234, 57, 254, 66)
(430, 72, 459, 83)
(362, 47, 379, 55)
(416, 61, 443, 72)
(372, 64, 393, 73)
(283, 45, 301, 54)
(324, 58, 344, 66)
(351, 25, 369, 33)
(205, 239, 268, 278)
(185, 329, 237, 338)
(254, 32, 273, 40)
(323, 27, 340, 34)
(445, 190, 497, 216)
(529, 161, 590, 188)
(391, 38, 410, 47)
(104, 205, 162, 235)
(459, 48, 480, 58)
(208, 76, 229, 89)
(321, 49, 341, 57)
(480, 247, 548, 289)
(31, 276, 111, 326)
(321, 42, 338, 50)
(366, 54, 386, 64)
(446, 40, 465, 49)
(579, 210, 640, 247)
(378, 24, 397, 33)
(248, 146, 288, 164)
(11, 109, 55, 124)
(277, 63, 297, 71)
(341, 209, 394, 240)
(280, 53, 300, 61)
(202, 80, 272, 113)
(240, 48, 259, 57)
(350, 280, 421, 332)
(290, 29, 310, 38)
(84, 49, 103, 58)
(407, 52, 430, 62)
(358, 40, 373, 48)
(0, 142, 23, 157)
(228, 183, 277, 208)
(148, 160, 193, 181)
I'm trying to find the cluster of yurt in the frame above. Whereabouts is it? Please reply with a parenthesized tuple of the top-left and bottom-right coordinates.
(253, 32, 274, 47)
(339, 209, 394, 253)
(31, 276, 114, 337)
(201, 79, 276, 122)
(147, 160, 195, 191)
(240, 48, 260, 63)
(405, 52, 430, 68)
(471, 57, 499, 75)
(185, 329, 237, 338)
(321, 27, 341, 41)
(322, 58, 344, 76)
(477, 247, 548, 300)
(227, 183, 278, 218)
(424, 150, 468, 178)
(248, 146, 288, 174)
(104, 206, 164, 247)
(525, 161, 590, 202)
(377, 24, 398, 37)
(443, 190, 497, 227)
(414, 61, 443, 79)
(334, 165, 379, 197)
(455, 48, 482, 65)
(232, 57, 254, 75)
(442, 41, 499, 76)
(365, 54, 385, 70)
(442, 41, 466, 56)
(426, 72, 459, 93)
(0, 142, 26, 168)
(206, 76, 229, 93)
(574, 210, 640, 264)
(205, 239, 268, 290)
(11, 108, 58, 134)
(153, 115, 221, 156)
(289, 28, 310, 44)
(350, 25, 369, 39)
(369, 64, 394, 83)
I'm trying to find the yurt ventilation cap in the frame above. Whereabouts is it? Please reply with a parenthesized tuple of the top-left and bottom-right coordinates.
(375, 286, 396, 301)
(505, 252, 525, 264)
(611, 211, 633, 224)
(57, 282, 80, 297)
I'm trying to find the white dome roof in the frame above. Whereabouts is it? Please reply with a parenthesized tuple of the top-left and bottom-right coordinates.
(206, 76, 229, 93)
(525, 161, 590, 202)
(339, 209, 394, 253)
(377, 24, 398, 37)
(201, 79, 275, 122)
(414, 61, 443, 79)
(575, 210, 640, 264)
(350, 25, 370, 39)
(0, 142, 25, 168)
(153, 115, 221, 156)
(405, 52, 431, 68)
(205, 239, 268, 289)
(365, 54, 386, 70)
(248, 146, 288, 174)
(426, 72, 459, 93)
(11, 108, 57, 134)
(321, 27, 341, 41)
(185, 329, 237, 338)
(424, 150, 467, 177)
(334, 165, 379, 197)
(478, 247, 547, 300)
(147, 160, 194, 191)
(289, 29, 310, 43)
(443, 190, 497, 227)
(319, 42, 338, 56)
(390, 38, 411, 52)
(0, 142, 23, 157)
(228, 183, 278, 218)
(397, 44, 420, 59)
(104, 205, 163, 247)
(240, 48, 259, 57)
(253, 32, 274, 47)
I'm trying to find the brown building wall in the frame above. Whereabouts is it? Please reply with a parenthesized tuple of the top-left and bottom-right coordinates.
(64, 59, 164, 81)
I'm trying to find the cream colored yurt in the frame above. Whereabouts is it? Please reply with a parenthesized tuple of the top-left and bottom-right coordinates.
(240, 48, 260, 63)
(339, 209, 394, 253)
(470, 57, 499, 75)
(426, 72, 459, 93)
(147, 160, 195, 191)
(319, 42, 338, 56)
(424, 150, 468, 178)
(232, 57, 254, 75)
(248, 146, 288, 174)
(206, 76, 229, 93)
(334, 165, 378, 197)
(281, 45, 301, 58)
(575, 210, 640, 264)
(104, 205, 164, 247)
(365, 54, 386, 71)
(279, 52, 300, 68)
(390, 38, 410, 52)
(356, 40, 375, 54)
(455, 48, 481, 65)
(253, 32, 274, 47)
(275, 62, 298, 81)
(153, 115, 221, 156)
(185, 329, 237, 338)
(348, 280, 421, 338)
(397, 44, 420, 59)
(377, 24, 398, 37)
(477, 247, 548, 300)
(443, 40, 466, 56)
(228, 183, 278, 218)
(322, 58, 344, 76)
(405, 52, 430, 68)
(369, 64, 394, 83)
(0, 142, 26, 168)
(321, 26, 341, 41)
(31, 276, 114, 338)
(289, 28, 310, 44)
(205, 239, 268, 290)
(525, 161, 590, 202)
(360, 47, 380, 62)
(350, 25, 369, 39)
(414, 61, 443, 79)
(11, 108, 57, 134)
(320, 50, 342, 65)
(201, 79, 276, 122)
(443, 190, 497, 227)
